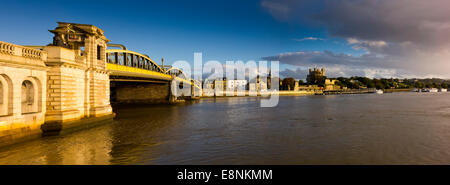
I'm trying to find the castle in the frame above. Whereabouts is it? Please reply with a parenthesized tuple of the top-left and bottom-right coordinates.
(306, 68, 325, 84)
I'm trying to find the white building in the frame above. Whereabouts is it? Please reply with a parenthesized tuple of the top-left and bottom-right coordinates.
(227, 80, 247, 90)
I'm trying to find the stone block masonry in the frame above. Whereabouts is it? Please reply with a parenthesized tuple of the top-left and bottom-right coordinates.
(113, 82, 170, 104)
(0, 22, 114, 147)
(0, 41, 48, 147)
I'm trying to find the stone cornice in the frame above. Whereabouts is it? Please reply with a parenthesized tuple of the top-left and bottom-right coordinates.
(0, 60, 48, 71)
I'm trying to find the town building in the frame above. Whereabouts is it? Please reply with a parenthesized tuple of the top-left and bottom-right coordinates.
(226, 80, 247, 90)
(324, 79, 343, 91)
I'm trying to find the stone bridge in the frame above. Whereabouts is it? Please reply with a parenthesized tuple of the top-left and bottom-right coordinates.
(0, 22, 200, 146)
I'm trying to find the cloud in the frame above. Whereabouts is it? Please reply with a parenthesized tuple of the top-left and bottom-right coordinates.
(263, 50, 384, 68)
(260, 0, 292, 21)
(347, 38, 387, 48)
(279, 66, 399, 80)
(201, 62, 273, 80)
(261, 0, 450, 78)
(263, 50, 439, 79)
(293, 37, 324, 42)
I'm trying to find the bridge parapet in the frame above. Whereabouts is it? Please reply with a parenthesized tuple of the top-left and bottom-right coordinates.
(0, 41, 47, 66)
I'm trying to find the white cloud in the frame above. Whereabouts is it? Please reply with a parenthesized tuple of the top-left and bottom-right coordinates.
(293, 37, 324, 42)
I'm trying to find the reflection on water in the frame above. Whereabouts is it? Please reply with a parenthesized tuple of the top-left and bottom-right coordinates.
(1, 93, 450, 164)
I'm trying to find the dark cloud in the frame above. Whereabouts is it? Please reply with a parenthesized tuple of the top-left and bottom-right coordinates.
(314, 0, 450, 48)
(280, 68, 309, 80)
(261, 0, 450, 78)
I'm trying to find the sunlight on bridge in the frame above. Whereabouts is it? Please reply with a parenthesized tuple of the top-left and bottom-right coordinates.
(106, 49, 200, 89)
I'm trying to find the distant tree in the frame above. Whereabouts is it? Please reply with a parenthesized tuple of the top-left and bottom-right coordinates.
(351, 82, 361, 89)
(298, 80, 305, 85)
(282, 78, 296, 90)
(335, 80, 345, 88)
(316, 76, 327, 87)
(434, 83, 441, 89)
(373, 79, 384, 89)
(355, 77, 374, 87)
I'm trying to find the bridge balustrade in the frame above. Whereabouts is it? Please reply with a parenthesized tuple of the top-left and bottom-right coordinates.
(0, 41, 15, 55)
(0, 41, 47, 62)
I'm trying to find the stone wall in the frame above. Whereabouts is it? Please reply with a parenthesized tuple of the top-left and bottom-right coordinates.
(42, 45, 112, 132)
(113, 82, 170, 104)
(0, 41, 47, 146)
(45, 60, 87, 124)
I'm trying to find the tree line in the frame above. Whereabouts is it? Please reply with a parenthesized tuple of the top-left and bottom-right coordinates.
(280, 76, 450, 90)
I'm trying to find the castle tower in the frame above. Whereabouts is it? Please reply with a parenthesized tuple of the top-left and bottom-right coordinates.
(307, 67, 326, 85)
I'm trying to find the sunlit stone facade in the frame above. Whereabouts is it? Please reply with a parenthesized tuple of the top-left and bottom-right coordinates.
(0, 22, 113, 146)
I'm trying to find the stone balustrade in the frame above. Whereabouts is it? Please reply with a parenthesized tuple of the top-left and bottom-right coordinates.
(0, 41, 47, 61)
(22, 47, 43, 59)
(0, 41, 15, 55)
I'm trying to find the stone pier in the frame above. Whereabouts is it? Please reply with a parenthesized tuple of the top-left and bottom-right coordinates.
(41, 23, 113, 133)
(0, 22, 113, 147)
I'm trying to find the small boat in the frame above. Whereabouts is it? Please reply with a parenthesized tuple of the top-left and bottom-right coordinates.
(375, 89, 384, 94)
(430, 88, 438, 93)
(439, 88, 448, 92)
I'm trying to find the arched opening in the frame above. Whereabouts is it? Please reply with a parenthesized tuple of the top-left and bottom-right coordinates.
(21, 80, 36, 114)
(0, 82, 3, 114)
(0, 74, 12, 116)
(0, 82, 3, 105)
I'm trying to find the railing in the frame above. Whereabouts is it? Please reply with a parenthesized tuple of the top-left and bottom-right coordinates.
(0, 41, 46, 60)
(165, 67, 201, 89)
(106, 49, 164, 73)
(22, 47, 43, 59)
(165, 67, 185, 77)
(0, 41, 15, 55)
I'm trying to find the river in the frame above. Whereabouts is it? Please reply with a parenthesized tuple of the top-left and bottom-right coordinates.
(1, 92, 450, 164)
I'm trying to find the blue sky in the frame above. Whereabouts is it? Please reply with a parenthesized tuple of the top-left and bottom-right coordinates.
(1, 0, 449, 79)
(0, 1, 354, 73)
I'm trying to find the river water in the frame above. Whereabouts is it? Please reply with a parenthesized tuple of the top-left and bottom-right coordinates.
(1, 92, 450, 164)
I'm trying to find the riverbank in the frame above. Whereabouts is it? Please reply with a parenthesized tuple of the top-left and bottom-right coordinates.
(383, 88, 413, 93)
(201, 90, 316, 98)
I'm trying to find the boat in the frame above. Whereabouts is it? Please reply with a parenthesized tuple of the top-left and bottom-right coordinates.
(439, 88, 448, 92)
(375, 89, 384, 94)
(421, 88, 438, 92)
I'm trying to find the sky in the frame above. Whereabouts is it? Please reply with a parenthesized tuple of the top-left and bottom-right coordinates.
(1, 0, 449, 80)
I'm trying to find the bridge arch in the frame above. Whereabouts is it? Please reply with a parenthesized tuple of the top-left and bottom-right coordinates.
(106, 49, 164, 73)
(0, 74, 13, 116)
(165, 67, 188, 79)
